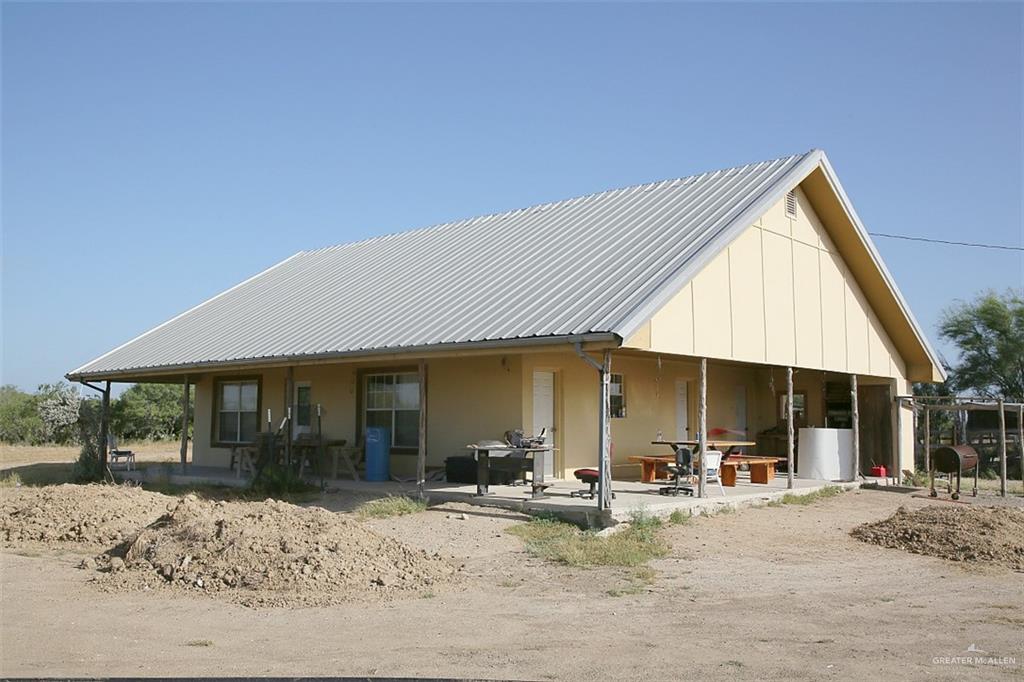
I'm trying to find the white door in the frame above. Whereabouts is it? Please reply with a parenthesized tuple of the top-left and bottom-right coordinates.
(675, 379, 689, 441)
(532, 370, 555, 477)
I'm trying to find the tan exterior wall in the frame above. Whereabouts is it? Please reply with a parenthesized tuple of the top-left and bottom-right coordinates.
(192, 356, 523, 475)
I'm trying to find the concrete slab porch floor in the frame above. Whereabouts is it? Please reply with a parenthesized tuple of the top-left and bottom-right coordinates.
(352, 476, 863, 526)
(123, 464, 863, 526)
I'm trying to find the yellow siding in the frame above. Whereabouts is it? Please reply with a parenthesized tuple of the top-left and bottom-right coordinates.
(793, 241, 823, 368)
(649, 282, 694, 355)
(692, 249, 732, 357)
(728, 227, 766, 363)
(819, 250, 848, 369)
(762, 231, 796, 366)
(630, 187, 910, 384)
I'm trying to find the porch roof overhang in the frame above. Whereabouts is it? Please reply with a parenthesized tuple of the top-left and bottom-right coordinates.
(65, 332, 622, 384)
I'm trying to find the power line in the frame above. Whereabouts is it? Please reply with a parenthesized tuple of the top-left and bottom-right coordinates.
(869, 232, 1024, 252)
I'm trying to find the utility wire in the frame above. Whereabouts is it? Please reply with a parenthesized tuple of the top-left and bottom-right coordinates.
(869, 232, 1024, 252)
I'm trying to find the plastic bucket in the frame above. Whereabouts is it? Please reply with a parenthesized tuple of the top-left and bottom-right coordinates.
(364, 426, 391, 482)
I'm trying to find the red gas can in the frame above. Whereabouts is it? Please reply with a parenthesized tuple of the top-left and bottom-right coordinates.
(870, 465, 887, 478)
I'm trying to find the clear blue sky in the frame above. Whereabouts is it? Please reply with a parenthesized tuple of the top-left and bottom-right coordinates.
(2, 2, 1021, 391)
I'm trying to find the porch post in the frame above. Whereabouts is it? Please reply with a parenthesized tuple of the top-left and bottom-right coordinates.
(285, 367, 294, 467)
(1018, 405, 1023, 497)
(417, 359, 427, 499)
(850, 374, 859, 481)
(786, 367, 794, 489)
(894, 396, 903, 486)
(598, 350, 612, 511)
(99, 381, 111, 475)
(698, 358, 707, 498)
(923, 404, 931, 476)
(998, 399, 1007, 497)
(179, 376, 190, 472)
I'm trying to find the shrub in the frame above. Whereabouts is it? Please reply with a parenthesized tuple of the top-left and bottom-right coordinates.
(72, 439, 105, 483)
(668, 509, 690, 525)
(249, 467, 318, 499)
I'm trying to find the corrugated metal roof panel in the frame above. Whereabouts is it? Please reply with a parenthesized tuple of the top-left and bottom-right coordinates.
(69, 152, 816, 378)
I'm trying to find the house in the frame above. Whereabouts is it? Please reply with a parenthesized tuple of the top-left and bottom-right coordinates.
(67, 150, 944, 501)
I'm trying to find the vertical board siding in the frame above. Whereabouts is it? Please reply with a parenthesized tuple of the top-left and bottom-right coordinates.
(641, 190, 909, 382)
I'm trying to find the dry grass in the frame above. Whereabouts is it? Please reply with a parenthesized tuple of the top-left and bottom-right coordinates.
(356, 495, 429, 519)
(507, 510, 668, 568)
(775, 485, 845, 506)
(0, 442, 186, 487)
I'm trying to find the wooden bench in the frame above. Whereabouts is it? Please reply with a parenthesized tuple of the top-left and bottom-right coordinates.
(627, 455, 675, 483)
(629, 454, 779, 486)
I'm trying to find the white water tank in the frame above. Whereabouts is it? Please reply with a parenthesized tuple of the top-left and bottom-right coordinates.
(798, 427, 854, 481)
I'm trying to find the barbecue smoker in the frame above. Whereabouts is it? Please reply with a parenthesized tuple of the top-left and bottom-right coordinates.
(929, 445, 980, 500)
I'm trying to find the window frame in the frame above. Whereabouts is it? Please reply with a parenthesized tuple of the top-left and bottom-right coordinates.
(779, 390, 808, 426)
(294, 382, 312, 429)
(211, 375, 262, 448)
(359, 369, 421, 452)
(609, 373, 626, 419)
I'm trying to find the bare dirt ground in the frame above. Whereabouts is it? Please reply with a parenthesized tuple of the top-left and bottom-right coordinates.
(2, 484, 1021, 680)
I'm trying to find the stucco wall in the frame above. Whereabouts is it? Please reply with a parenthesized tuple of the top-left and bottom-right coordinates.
(191, 355, 522, 475)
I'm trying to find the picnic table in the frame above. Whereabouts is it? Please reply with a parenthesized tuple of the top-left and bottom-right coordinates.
(630, 440, 771, 485)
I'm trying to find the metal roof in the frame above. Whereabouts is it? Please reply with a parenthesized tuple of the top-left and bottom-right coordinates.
(70, 150, 857, 379)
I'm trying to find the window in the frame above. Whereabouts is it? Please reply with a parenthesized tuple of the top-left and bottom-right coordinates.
(785, 190, 798, 218)
(295, 384, 312, 428)
(364, 373, 420, 448)
(217, 379, 259, 443)
(609, 373, 626, 418)
(779, 391, 807, 425)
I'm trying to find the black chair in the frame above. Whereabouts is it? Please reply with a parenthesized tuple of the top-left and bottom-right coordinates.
(659, 447, 695, 496)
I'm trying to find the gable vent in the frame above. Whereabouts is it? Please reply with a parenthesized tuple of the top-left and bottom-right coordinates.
(785, 190, 798, 218)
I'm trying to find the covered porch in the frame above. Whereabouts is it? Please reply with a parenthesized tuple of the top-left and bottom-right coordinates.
(123, 462, 858, 524)
(95, 341, 909, 517)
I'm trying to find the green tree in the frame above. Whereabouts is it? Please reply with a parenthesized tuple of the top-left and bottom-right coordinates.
(939, 289, 1024, 400)
(111, 383, 190, 441)
(0, 385, 44, 443)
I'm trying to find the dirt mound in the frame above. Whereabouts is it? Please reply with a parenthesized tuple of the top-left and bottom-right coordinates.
(1, 484, 172, 549)
(100, 495, 458, 607)
(851, 505, 1024, 571)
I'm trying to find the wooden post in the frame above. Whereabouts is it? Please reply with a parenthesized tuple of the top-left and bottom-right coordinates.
(998, 399, 1007, 497)
(179, 376, 190, 472)
(598, 350, 613, 511)
(786, 367, 794, 489)
(417, 359, 427, 499)
(924, 405, 931, 476)
(698, 358, 708, 498)
(911, 404, 919, 475)
(850, 374, 859, 481)
(285, 367, 294, 467)
(99, 381, 111, 474)
(1018, 405, 1023, 497)
(895, 396, 903, 486)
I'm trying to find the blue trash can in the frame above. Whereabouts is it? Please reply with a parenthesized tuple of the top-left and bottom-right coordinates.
(364, 427, 391, 482)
